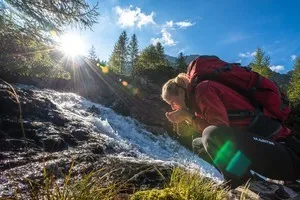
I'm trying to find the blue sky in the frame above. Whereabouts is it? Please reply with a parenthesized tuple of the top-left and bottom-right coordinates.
(73, 0, 300, 74)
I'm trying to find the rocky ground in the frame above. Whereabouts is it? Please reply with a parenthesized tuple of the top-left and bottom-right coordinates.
(0, 84, 175, 198)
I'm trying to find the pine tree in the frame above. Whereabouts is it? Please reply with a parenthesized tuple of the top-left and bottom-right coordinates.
(137, 45, 158, 70)
(108, 43, 121, 73)
(288, 56, 300, 102)
(128, 34, 139, 75)
(108, 31, 128, 74)
(2, 0, 99, 42)
(176, 52, 187, 72)
(119, 31, 128, 74)
(88, 45, 97, 61)
(155, 42, 167, 66)
(250, 48, 273, 78)
(133, 43, 172, 76)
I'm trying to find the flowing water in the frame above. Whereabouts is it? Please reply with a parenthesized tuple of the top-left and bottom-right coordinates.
(18, 85, 223, 181)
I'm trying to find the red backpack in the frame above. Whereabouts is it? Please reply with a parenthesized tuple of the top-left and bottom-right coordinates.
(187, 55, 290, 122)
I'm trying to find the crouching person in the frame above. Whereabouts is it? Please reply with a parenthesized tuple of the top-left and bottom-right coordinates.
(161, 73, 300, 188)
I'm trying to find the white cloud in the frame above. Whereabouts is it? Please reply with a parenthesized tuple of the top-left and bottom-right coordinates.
(238, 51, 257, 58)
(115, 6, 155, 28)
(175, 20, 195, 29)
(166, 20, 174, 28)
(235, 60, 242, 63)
(151, 28, 176, 46)
(291, 55, 297, 61)
(269, 65, 285, 72)
(164, 20, 195, 29)
(137, 11, 156, 28)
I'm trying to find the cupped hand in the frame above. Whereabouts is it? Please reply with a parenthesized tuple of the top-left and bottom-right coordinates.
(165, 109, 189, 123)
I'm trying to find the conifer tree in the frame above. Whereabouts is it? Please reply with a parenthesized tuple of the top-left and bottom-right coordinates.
(119, 31, 128, 74)
(108, 31, 128, 74)
(250, 48, 273, 78)
(128, 34, 139, 75)
(155, 42, 167, 66)
(108, 43, 121, 73)
(2, 0, 99, 42)
(88, 45, 97, 61)
(137, 44, 158, 70)
(176, 52, 187, 72)
(288, 56, 300, 102)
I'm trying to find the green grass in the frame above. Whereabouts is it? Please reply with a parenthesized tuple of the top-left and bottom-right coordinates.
(131, 168, 229, 200)
(24, 161, 133, 200)
(19, 165, 229, 200)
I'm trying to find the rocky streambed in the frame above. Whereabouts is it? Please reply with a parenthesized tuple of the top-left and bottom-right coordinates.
(0, 84, 220, 198)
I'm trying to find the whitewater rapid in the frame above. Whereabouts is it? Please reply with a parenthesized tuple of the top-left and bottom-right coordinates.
(19, 85, 223, 181)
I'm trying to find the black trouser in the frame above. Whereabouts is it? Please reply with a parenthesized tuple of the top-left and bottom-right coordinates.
(195, 125, 300, 188)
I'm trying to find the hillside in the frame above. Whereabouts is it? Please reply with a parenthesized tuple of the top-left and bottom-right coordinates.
(272, 71, 292, 91)
(165, 54, 200, 65)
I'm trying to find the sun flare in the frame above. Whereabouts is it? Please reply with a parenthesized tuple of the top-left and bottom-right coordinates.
(60, 34, 84, 57)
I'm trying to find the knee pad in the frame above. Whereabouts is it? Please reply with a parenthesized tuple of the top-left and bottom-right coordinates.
(202, 125, 234, 149)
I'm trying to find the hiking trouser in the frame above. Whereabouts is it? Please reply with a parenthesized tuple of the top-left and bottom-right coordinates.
(197, 125, 300, 188)
(192, 137, 213, 165)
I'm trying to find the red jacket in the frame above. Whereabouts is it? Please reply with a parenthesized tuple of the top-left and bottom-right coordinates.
(187, 80, 291, 140)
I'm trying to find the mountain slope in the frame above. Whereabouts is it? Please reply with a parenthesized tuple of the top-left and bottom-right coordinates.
(165, 54, 200, 65)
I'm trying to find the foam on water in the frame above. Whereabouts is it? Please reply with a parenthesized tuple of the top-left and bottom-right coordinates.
(18, 85, 223, 181)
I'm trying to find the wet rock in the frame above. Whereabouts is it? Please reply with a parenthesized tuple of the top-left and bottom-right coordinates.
(23, 129, 37, 139)
(3, 128, 25, 138)
(0, 83, 175, 198)
(0, 93, 20, 115)
(44, 159, 71, 177)
(71, 129, 89, 141)
(87, 105, 101, 115)
(0, 119, 37, 139)
(61, 133, 78, 147)
(111, 99, 130, 116)
(0, 138, 37, 151)
(103, 144, 117, 154)
(1, 119, 17, 129)
(0, 130, 8, 139)
(48, 111, 69, 126)
(90, 143, 105, 155)
(42, 137, 66, 152)
(76, 153, 101, 163)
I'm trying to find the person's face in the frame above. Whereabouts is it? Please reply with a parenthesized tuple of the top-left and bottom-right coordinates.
(165, 89, 186, 110)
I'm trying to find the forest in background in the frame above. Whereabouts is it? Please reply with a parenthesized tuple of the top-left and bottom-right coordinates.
(1, 0, 300, 134)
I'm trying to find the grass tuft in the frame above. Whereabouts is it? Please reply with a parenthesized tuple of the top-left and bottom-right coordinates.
(26, 161, 129, 200)
(131, 168, 229, 200)
(0, 79, 25, 138)
(16, 166, 231, 200)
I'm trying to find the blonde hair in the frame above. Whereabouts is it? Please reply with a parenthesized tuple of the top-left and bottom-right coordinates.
(161, 73, 190, 102)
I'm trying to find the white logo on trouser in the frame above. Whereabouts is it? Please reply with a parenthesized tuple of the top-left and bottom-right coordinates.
(253, 137, 275, 145)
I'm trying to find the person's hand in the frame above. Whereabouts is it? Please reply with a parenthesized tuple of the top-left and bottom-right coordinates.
(165, 109, 191, 123)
